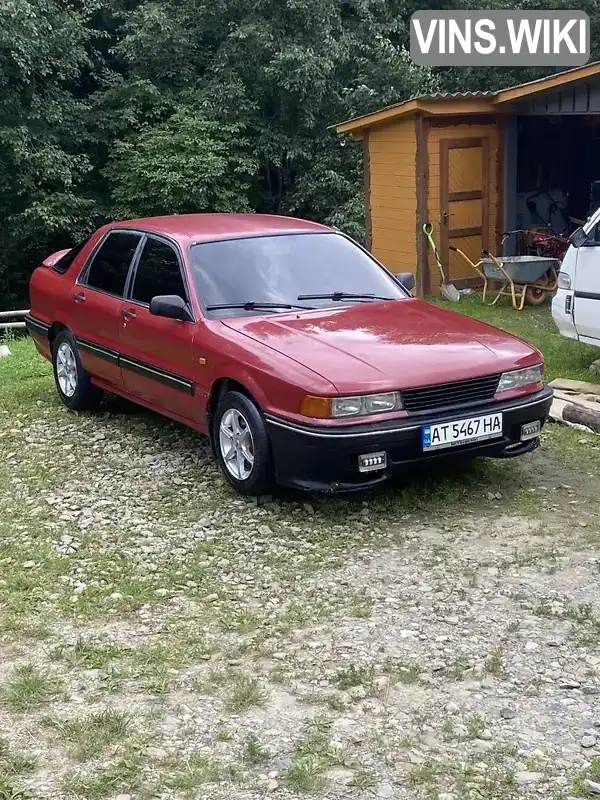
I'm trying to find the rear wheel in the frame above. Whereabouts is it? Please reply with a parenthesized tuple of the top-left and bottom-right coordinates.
(213, 391, 274, 496)
(525, 273, 549, 306)
(52, 330, 103, 411)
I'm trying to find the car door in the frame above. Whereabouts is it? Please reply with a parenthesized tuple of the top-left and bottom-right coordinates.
(71, 230, 143, 388)
(574, 214, 600, 344)
(118, 234, 201, 423)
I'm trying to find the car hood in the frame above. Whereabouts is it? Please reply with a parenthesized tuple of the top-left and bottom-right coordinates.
(221, 298, 541, 393)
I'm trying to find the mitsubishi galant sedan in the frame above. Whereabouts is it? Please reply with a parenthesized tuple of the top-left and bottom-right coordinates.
(26, 214, 552, 495)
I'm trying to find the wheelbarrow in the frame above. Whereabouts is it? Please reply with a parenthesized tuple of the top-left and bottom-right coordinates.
(449, 245, 559, 311)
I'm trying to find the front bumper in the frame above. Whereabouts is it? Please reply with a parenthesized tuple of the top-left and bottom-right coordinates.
(265, 387, 553, 492)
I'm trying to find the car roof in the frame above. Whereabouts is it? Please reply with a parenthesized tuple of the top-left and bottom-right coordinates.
(108, 213, 331, 243)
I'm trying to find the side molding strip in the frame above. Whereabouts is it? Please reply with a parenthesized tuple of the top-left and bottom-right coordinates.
(24, 315, 50, 339)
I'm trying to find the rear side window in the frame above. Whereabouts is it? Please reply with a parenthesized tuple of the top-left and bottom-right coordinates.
(130, 238, 186, 305)
(52, 241, 88, 274)
(85, 232, 141, 297)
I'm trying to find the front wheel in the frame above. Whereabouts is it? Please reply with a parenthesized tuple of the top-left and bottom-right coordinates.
(213, 391, 274, 496)
(52, 330, 103, 411)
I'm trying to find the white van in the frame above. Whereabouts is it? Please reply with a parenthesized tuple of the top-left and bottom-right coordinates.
(553, 209, 600, 348)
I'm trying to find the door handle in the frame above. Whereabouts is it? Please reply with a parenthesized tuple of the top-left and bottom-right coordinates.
(442, 211, 449, 225)
(72, 292, 86, 303)
(121, 309, 137, 321)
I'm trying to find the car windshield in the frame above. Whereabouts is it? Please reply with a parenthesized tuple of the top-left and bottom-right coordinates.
(189, 232, 407, 316)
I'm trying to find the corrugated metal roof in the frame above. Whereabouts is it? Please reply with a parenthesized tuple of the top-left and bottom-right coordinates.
(410, 90, 496, 101)
(334, 62, 600, 133)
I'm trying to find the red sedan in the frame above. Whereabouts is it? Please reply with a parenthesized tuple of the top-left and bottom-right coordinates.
(26, 214, 552, 494)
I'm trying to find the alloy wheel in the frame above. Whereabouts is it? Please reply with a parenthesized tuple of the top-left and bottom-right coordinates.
(56, 342, 78, 398)
(219, 408, 255, 481)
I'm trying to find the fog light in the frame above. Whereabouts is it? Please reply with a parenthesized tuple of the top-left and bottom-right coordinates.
(358, 451, 387, 473)
(520, 421, 541, 441)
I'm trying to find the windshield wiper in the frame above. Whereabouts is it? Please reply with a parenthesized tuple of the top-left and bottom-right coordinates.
(297, 292, 395, 302)
(206, 302, 314, 312)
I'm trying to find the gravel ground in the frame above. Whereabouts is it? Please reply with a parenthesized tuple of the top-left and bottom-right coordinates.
(2, 348, 600, 799)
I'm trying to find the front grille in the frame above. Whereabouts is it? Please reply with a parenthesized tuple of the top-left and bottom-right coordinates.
(402, 373, 501, 413)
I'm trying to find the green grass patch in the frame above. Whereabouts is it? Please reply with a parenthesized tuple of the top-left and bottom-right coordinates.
(224, 675, 268, 712)
(282, 718, 338, 793)
(240, 733, 270, 767)
(51, 638, 126, 669)
(0, 736, 36, 799)
(44, 709, 132, 761)
(332, 663, 374, 691)
(572, 756, 600, 796)
(0, 335, 53, 410)
(63, 748, 145, 800)
(157, 750, 221, 793)
(2, 664, 63, 712)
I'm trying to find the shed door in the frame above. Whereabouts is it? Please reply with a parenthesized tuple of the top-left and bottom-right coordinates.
(440, 137, 490, 280)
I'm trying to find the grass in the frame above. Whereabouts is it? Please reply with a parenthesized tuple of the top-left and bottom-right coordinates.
(333, 663, 374, 691)
(383, 659, 421, 685)
(63, 749, 146, 799)
(572, 756, 600, 796)
(51, 638, 125, 669)
(449, 655, 472, 681)
(485, 649, 504, 677)
(158, 750, 221, 792)
(283, 756, 327, 792)
(2, 664, 63, 712)
(44, 709, 131, 761)
(0, 737, 36, 799)
(532, 600, 600, 643)
(407, 753, 518, 799)
(0, 334, 53, 410)
(225, 675, 268, 712)
(282, 718, 336, 793)
(240, 733, 270, 767)
(465, 713, 486, 740)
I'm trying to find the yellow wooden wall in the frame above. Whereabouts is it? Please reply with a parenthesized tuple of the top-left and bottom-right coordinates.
(367, 119, 417, 274)
(427, 122, 499, 291)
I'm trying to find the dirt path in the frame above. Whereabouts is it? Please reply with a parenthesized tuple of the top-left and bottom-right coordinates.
(1, 392, 600, 799)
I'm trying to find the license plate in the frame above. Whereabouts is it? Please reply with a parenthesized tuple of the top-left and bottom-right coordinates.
(422, 413, 503, 452)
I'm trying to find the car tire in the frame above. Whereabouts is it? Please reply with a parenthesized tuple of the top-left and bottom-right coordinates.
(52, 329, 103, 411)
(213, 391, 274, 496)
(525, 273, 549, 306)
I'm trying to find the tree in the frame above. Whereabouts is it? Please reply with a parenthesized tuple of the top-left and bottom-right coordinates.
(0, 0, 96, 307)
(4, 0, 600, 309)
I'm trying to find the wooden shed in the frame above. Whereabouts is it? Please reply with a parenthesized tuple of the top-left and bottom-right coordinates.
(335, 62, 600, 297)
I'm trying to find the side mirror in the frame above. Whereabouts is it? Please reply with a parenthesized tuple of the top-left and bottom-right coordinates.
(568, 226, 588, 248)
(397, 272, 415, 292)
(150, 295, 193, 322)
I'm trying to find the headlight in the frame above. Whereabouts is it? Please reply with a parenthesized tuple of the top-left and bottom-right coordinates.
(332, 392, 402, 418)
(332, 396, 364, 417)
(557, 272, 571, 290)
(300, 392, 403, 419)
(497, 364, 543, 392)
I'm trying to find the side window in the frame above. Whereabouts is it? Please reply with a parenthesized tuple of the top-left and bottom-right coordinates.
(130, 238, 187, 305)
(85, 232, 141, 297)
(52, 240, 88, 274)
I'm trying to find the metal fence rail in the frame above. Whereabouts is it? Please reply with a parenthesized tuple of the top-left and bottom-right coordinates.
(0, 309, 29, 331)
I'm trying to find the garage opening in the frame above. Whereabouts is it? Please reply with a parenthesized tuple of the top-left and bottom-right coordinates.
(508, 114, 600, 256)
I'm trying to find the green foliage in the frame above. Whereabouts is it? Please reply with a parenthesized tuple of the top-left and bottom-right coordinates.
(3, 0, 600, 308)
(106, 113, 257, 218)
